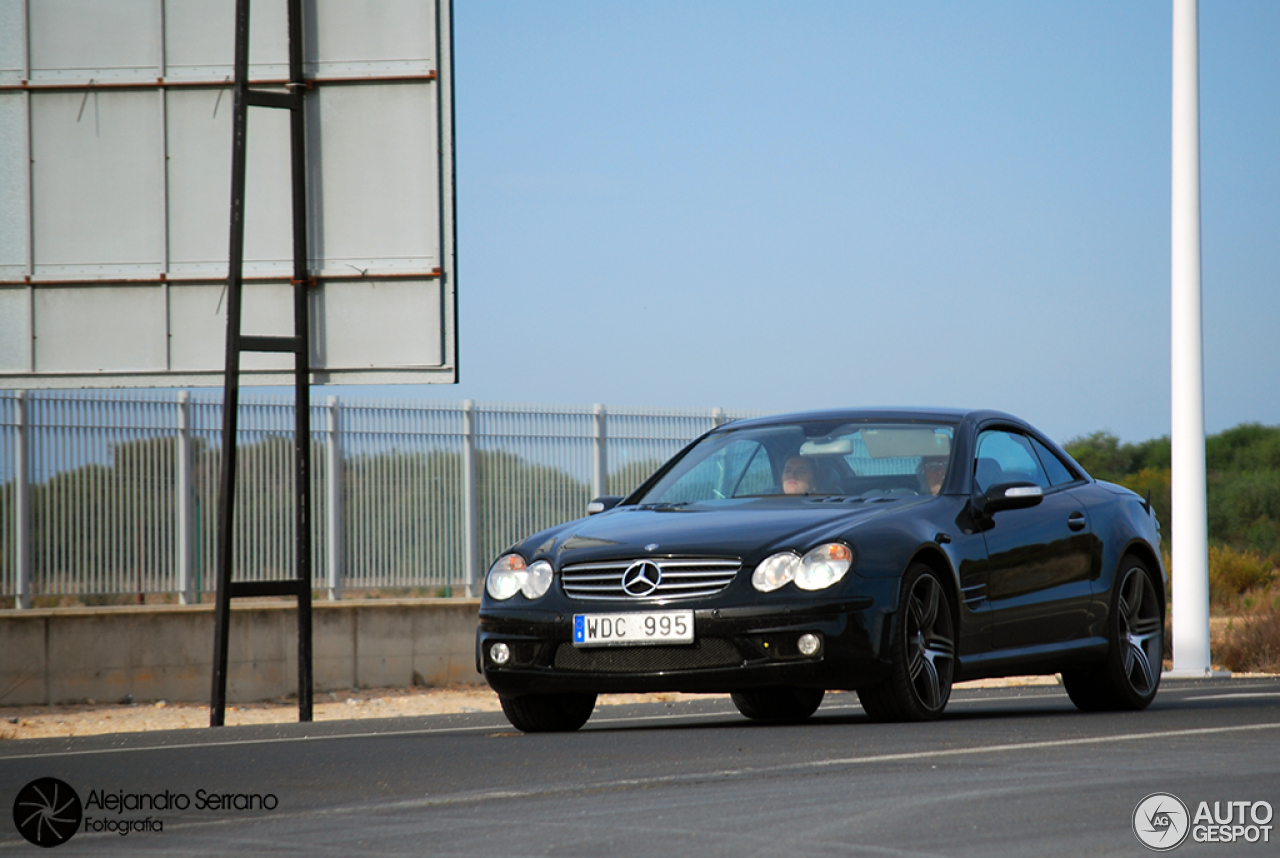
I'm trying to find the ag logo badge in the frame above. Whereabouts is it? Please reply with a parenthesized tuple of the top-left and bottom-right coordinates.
(1133, 792, 1190, 851)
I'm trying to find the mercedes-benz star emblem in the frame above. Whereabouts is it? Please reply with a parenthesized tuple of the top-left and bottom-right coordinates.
(622, 560, 662, 597)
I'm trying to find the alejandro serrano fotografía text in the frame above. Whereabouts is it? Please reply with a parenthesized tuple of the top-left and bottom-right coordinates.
(83, 788, 279, 833)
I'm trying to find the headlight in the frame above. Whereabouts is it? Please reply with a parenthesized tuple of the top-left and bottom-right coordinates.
(752, 543, 852, 592)
(524, 560, 554, 598)
(794, 543, 853, 590)
(752, 553, 801, 592)
(486, 555, 555, 600)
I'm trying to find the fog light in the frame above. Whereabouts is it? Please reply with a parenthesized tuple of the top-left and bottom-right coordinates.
(490, 642, 511, 665)
(797, 633, 821, 656)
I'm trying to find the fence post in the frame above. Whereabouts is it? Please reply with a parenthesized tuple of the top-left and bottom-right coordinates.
(463, 400, 479, 598)
(592, 404, 608, 498)
(712, 407, 726, 428)
(14, 391, 29, 610)
(177, 392, 195, 604)
(325, 396, 343, 600)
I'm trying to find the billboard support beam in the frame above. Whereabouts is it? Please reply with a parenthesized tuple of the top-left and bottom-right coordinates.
(211, 0, 316, 727)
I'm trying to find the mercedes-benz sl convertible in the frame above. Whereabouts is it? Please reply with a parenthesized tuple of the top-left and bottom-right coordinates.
(476, 409, 1166, 732)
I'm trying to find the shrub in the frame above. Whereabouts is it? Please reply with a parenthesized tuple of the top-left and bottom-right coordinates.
(1217, 596, 1280, 673)
(1207, 544, 1277, 608)
(1207, 469, 1280, 556)
(1206, 424, 1280, 473)
(1064, 432, 1130, 482)
(1165, 544, 1277, 612)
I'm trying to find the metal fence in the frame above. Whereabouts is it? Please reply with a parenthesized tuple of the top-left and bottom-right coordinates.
(0, 390, 761, 607)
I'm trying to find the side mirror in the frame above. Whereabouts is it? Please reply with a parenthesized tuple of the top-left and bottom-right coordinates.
(586, 495, 624, 515)
(978, 481, 1043, 515)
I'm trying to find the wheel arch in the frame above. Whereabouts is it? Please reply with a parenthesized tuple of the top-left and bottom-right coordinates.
(907, 546, 961, 625)
(1118, 540, 1167, 612)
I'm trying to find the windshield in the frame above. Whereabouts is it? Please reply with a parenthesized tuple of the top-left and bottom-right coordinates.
(637, 421, 956, 504)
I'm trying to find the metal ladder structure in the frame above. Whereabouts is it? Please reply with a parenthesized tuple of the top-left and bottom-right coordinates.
(210, 0, 315, 726)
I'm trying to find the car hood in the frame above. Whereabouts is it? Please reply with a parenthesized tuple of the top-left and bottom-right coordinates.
(539, 497, 926, 565)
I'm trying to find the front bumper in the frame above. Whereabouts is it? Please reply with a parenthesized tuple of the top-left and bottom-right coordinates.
(477, 592, 894, 697)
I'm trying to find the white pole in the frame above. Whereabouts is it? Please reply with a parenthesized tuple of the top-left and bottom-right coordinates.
(463, 400, 479, 598)
(177, 392, 195, 605)
(14, 391, 30, 610)
(1168, 0, 1212, 677)
(325, 396, 344, 601)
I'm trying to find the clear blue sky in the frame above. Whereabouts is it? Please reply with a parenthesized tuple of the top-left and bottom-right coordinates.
(358, 1, 1280, 446)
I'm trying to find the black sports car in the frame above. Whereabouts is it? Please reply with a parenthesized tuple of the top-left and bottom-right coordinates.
(476, 408, 1166, 732)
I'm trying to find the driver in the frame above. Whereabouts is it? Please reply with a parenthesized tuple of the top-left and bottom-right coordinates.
(782, 456, 816, 495)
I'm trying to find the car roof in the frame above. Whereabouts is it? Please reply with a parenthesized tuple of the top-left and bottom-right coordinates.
(719, 407, 1027, 431)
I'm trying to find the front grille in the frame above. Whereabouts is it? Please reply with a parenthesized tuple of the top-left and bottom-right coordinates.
(553, 639, 744, 673)
(560, 557, 740, 601)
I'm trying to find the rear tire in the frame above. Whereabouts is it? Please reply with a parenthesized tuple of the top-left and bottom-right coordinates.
(731, 687, 825, 722)
(1063, 555, 1162, 712)
(858, 563, 956, 722)
(499, 692, 597, 732)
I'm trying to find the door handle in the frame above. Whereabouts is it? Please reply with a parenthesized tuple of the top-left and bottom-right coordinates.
(1067, 511, 1086, 531)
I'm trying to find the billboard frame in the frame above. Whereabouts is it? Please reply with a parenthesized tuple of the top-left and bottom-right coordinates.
(0, 0, 458, 388)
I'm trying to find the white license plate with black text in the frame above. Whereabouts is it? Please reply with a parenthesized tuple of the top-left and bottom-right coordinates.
(573, 610, 694, 646)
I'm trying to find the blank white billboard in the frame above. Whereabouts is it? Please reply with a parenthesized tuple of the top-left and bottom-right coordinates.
(0, 0, 457, 387)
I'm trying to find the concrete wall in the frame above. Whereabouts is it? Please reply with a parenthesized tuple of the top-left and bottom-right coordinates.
(0, 599, 481, 706)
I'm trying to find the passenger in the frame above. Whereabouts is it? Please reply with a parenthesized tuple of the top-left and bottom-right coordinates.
(919, 458, 948, 495)
(782, 456, 817, 495)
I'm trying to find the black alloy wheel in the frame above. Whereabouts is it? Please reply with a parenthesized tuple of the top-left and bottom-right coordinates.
(858, 563, 956, 722)
(499, 692, 598, 732)
(731, 686, 826, 722)
(1063, 555, 1163, 712)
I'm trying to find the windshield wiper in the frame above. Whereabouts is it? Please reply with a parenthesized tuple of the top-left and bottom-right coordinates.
(734, 492, 850, 500)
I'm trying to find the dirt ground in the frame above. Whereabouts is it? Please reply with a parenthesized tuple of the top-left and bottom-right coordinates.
(0, 676, 1063, 741)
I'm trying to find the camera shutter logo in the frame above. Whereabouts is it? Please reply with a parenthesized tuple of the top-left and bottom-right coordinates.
(13, 777, 82, 848)
(1133, 792, 1190, 851)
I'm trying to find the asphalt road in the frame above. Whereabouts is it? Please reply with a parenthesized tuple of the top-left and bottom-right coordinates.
(2, 678, 1278, 857)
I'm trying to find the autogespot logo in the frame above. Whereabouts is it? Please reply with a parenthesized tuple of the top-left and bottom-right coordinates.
(1134, 792, 1191, 851)
(12, 778, 82, 848)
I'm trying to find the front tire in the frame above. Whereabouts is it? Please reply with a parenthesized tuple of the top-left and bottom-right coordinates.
(731, 687, 825, 722)
(1063, 555, 1163, 712)
(858, 564, 956, 722)
(499, 693, 597, 732)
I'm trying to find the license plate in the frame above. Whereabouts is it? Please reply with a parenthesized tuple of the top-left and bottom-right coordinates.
(573, 610, 694, 647)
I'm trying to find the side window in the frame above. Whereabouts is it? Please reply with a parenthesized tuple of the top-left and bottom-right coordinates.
(1030, 437, 1078, 487)
(974, 429, 1050, 492)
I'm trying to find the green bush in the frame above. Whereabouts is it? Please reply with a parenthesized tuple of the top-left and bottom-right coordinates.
(1206, 423, 1280, 473)
(1164, 543, 1276, 613)
(1206, 544, 1277, 609)
(1207, 469, 1280, 557)
(1064, 424, 1280, 564)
